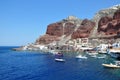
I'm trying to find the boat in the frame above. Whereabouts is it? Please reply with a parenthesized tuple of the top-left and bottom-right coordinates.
(102, 63, 120, 68)
(98, 50, 107, 54)
(97, 44, 108, 54)
(79, 46, 93, 51)
(55, 58, 65, 62)
(49, 50, 58, 54)
(107, 42, 120, 59)
(108, 48, 120, 59)
(87, 51, 98, 56)
(76, 55, 87, 59)
(55, 52, 63, 57)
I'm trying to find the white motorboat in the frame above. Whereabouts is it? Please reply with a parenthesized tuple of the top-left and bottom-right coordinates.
(98, 50, 107, 54)
(55, 58, 65, 62)
(102, 63, 120, 68)
(76, 55, 87, 59)
(87, 51, 98, 56)
(50, 50, 58, 54)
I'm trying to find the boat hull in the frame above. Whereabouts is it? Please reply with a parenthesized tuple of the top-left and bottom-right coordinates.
(102, 63, 120, 68)
(55, 58, 65, 62)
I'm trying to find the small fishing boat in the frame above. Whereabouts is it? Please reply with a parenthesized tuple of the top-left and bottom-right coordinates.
(55, 58, 65, 62)
(76, 55, 87, 59)
(102, 63, 120, 68)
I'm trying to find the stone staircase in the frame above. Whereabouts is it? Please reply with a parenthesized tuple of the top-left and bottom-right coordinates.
(90, 19, 99, 38)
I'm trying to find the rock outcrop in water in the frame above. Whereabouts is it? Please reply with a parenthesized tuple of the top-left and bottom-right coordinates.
(36, 4, 120, 45)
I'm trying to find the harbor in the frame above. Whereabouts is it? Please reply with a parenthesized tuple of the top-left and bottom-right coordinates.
(1, 1, 120, 80)
(13, 37, 120, 60)
(1, 46, 120, 80)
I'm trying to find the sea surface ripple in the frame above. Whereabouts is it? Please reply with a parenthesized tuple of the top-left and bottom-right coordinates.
(0, 46, 120, 80)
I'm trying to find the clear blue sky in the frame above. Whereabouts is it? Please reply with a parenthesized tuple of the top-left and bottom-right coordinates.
(0, 0, 120, 46)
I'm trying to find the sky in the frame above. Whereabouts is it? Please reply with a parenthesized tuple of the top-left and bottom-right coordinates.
(0, 0, 120, 46)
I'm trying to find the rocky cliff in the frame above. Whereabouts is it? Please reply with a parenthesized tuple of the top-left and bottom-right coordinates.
(36, 34, 60, 44)
(72, 19, 95, 39)
(36, 4, 120, 45)
(93, 4, 120, 37)
(98, 8, 120, 36)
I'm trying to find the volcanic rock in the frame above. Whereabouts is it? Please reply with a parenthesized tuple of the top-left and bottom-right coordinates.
(36, 16, 83, 44)
(35, 5, 120, 45)
(98, 9, 120, 35)
(36, 34, 60, 44)
(46, 22, 76, 37)
(46, 22, 63, 37)
(71, 19, 95, 39)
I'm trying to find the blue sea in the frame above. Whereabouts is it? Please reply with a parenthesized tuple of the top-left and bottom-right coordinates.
(0, 46, 120, 80)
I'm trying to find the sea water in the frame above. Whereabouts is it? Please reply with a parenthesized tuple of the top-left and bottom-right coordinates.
(0, 46, 120, 80)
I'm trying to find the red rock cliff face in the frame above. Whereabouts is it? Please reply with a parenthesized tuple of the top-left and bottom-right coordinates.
(64, 22, 76, 36)
(36, 34, 60, 44)
(72, 19, 95, 39)
(37, 21, 76, 44)
(46, 22, 76, 36)
(98, 9, 120, 35)
(113, 9, 120, 19)
(46, 23, 63, 37)
(36, 7, 120, 45)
